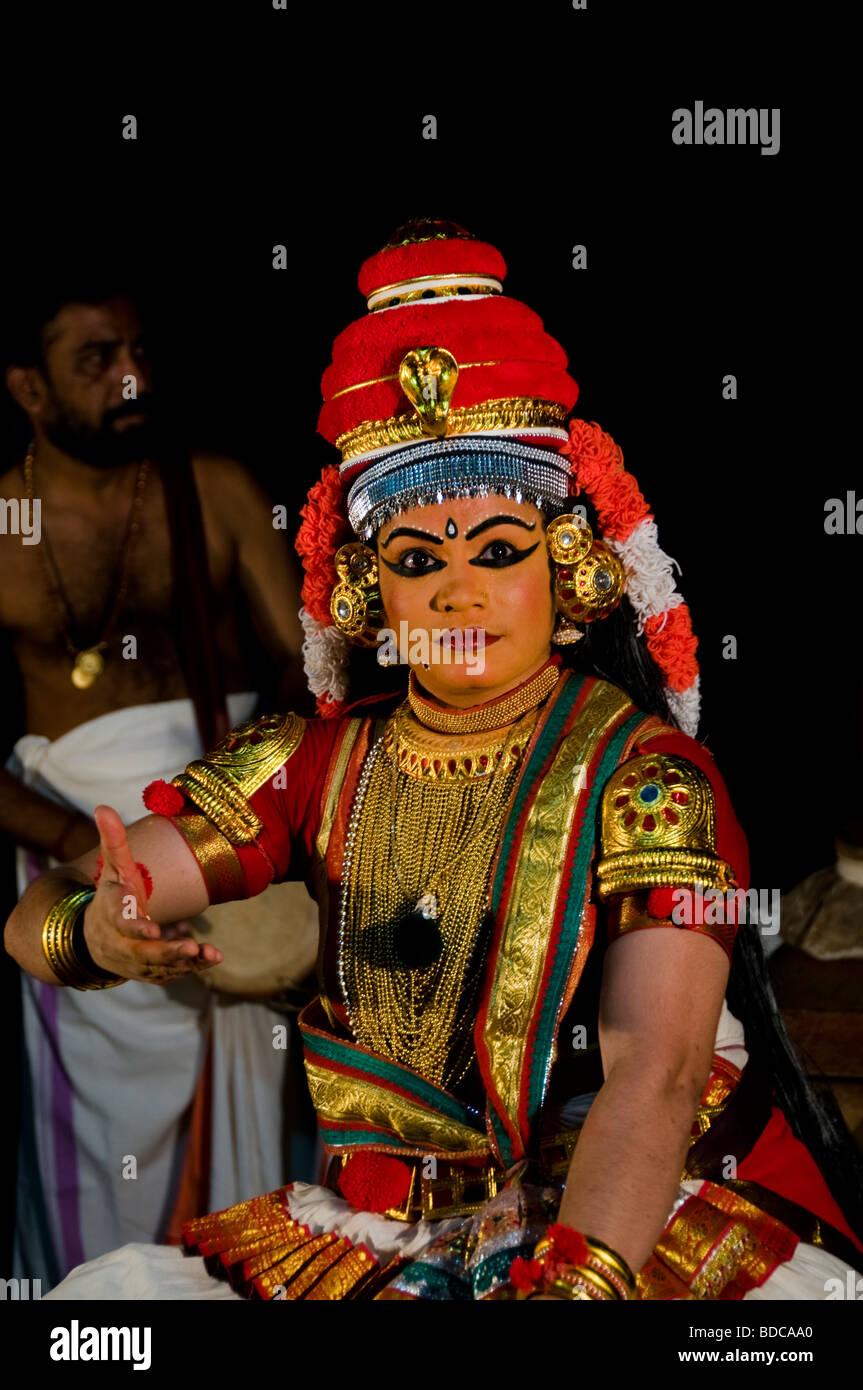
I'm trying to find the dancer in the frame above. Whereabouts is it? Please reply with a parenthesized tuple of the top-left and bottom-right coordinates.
(8, 220, 862, 1300)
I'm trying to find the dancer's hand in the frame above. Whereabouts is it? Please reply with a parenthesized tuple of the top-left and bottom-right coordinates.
(82, 805, 224, 984)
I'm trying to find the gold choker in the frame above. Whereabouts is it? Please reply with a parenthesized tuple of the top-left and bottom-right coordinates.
(408, 661, 560, 736)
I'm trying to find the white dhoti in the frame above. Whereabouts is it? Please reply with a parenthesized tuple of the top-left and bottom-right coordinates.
(9, 694, 313, 1291)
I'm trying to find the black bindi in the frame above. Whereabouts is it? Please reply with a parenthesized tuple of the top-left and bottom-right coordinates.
(445, 517, 458, 538)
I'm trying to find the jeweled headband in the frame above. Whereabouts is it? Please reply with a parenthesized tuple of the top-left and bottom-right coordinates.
(345, 436, 572, 538)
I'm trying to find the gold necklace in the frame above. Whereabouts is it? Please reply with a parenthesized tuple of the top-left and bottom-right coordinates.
(383, 714, 529, 782)
(388, 702, 530, 926)
(338, 705, 539, 1089)
(24, 442, 149, 688)
(408, 659, 559, 735)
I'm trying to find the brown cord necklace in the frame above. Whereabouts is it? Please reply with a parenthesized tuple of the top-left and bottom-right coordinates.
(24, 441, 149, 688)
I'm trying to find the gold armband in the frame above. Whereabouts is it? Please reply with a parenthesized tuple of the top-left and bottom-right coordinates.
(170, 712, 306, 846)
(170, 812, 246, 904)
(596, 753, 734, 899)
(42, 888, 126, 990)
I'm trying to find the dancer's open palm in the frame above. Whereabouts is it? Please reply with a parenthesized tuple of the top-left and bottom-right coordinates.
(81, 804, 223, 984)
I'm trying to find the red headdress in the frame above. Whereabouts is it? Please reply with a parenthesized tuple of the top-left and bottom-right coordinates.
(297, 218, 699, 732)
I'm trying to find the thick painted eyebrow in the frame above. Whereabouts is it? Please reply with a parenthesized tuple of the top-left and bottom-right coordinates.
(464, 514, 537, 541)
(380, 526, 444, 549)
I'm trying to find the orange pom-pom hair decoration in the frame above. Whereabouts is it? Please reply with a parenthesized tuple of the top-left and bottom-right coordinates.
(296, 465, 350, 629)
(561, 418, 700, 732)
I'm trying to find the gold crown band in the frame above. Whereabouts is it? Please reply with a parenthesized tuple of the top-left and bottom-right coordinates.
(368, 271, 502, 298)
(368, 275, 503, 310)
(327, 360, 499, 403)
(336, 397, 570, 464)
(42, 887, 126, 990)
(370, 284, 501, 311)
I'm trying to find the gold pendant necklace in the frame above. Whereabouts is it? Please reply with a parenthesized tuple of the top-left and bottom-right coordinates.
(71, 647, 107, 689)
(24, 443, 149, 687)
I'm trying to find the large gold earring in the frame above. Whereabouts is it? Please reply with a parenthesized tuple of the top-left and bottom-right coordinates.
(330, 543, 384, 646)
(547, 514, 625, 644)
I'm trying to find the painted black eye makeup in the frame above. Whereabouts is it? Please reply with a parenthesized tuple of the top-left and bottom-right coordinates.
(381, 548, 446, 577)
(469, 538, 540, 569)
(378, 515, 539, 576)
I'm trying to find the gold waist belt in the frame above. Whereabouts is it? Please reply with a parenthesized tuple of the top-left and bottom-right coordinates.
(326, 1132, 586, 1223)
(325, 1059, 740, 1224)
(325, 1153, 502, 1223)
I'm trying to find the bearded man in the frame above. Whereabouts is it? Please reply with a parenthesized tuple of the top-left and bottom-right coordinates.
(0, 274, 315, 1289)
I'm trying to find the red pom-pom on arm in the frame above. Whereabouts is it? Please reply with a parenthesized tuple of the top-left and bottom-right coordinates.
(646, 887, 679, 920)
(142, 779, 185, 816)
(545, 1223, 589, 1266)
(92, 854, 154, 899)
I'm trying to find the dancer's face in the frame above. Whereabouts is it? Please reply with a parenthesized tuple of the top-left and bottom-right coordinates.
(377, 494, 555, 706)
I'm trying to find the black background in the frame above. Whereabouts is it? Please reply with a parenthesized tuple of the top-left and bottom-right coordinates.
(2, 22, 856, 902)
(0, 0, 857, 1335)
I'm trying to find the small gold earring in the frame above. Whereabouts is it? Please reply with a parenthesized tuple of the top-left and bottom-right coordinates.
(551, 616, 584, 645)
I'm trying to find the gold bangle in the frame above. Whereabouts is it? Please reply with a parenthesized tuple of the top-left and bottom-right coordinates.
(583, 1258, 631, 1301)
(42, 888, 126, 990)
(584, 1236, 637, 1295)
(532, 1231, 624, 1301)
(42, 888, 91, 984)
(546, 1279, 593, 1301)
(561, 1265, 620, 1301)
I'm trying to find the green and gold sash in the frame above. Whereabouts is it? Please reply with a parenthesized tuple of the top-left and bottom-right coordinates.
(298, 673, 651, 1167)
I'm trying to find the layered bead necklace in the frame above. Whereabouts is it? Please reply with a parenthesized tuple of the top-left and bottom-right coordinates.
(338, 662, 559, 1091)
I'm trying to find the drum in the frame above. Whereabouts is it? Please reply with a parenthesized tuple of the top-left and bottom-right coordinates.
(188, 879, 320, 1004)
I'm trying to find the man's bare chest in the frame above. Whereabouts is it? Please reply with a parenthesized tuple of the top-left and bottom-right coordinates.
(2, 481, 232, 643)
(10, 514, 173, 641)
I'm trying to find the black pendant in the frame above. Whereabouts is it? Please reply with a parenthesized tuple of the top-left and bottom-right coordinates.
(394, 911, 443, 969)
